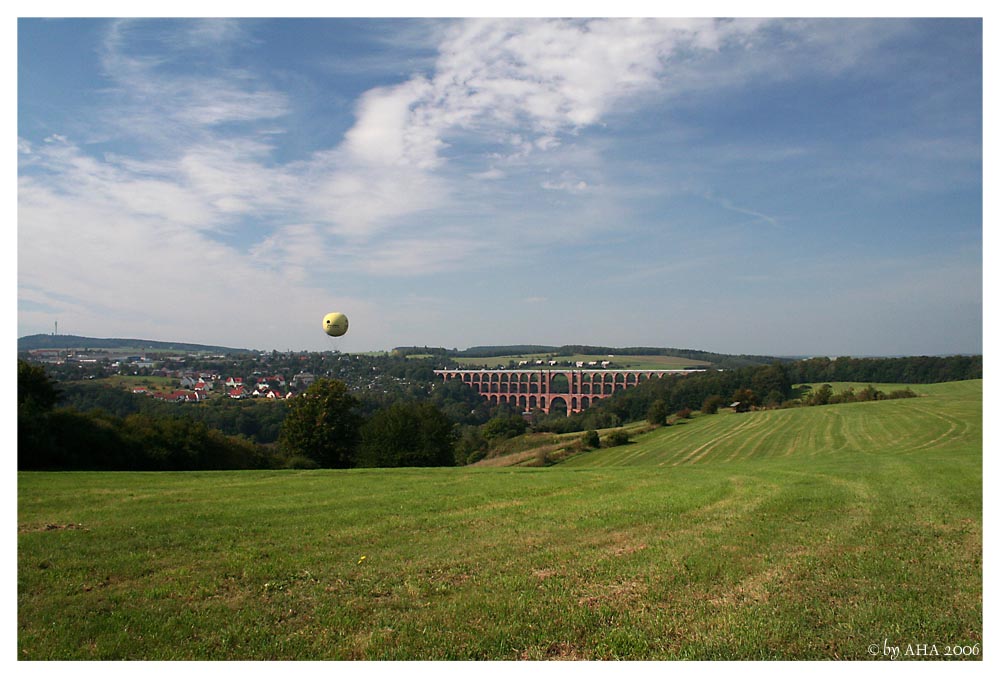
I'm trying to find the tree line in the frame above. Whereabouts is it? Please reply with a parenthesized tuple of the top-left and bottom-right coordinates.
(18, 361, 458, 471)
(532, 355, 981, 434)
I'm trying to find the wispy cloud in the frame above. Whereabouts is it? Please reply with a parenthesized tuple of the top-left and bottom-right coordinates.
(20, 17, 978, 353)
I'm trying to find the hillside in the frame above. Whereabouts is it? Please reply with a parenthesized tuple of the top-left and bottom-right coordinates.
(18, 381, 982, 659)
(18, 334, 251, 354)
(394, 344, 786, 369)
(563, 380, 981, 468)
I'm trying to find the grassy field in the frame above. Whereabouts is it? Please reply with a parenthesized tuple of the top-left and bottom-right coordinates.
(89, 374, 178, 393)
(17, 381, 981, 660)
(564, 381, 979, 468)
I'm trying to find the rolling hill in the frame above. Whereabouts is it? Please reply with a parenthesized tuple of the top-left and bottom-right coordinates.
(18, 334, 251, 354)
(562, 380, 981, 468)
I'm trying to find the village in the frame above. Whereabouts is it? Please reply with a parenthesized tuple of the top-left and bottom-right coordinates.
(20, 345, 433, 405)
(128, 372, 315, 403)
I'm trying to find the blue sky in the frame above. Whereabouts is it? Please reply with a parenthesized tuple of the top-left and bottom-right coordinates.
(16, 14, 984, 355)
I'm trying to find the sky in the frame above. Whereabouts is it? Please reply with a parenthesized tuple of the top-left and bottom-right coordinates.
(16, 11, 985, 356)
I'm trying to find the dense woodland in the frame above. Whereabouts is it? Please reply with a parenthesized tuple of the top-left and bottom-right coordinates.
(18, 353, 981, 471)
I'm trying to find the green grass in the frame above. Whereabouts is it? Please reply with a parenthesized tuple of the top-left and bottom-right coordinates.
(18, 380, 982, 660)
(86, 374, 177, 393)
(564, 380, 980, 468)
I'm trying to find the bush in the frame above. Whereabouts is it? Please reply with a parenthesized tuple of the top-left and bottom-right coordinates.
(701, 395, 725, 414)
(358, 400, 456, 467)
(646, 399, 670, 426)
(675, 407, 693, 419)
(283, 454, 320, 469)
(534, 449, 554, 466)
(582, 430, 601, 449)
(603, 429, 631, 447)
(482, 414, 528, 441)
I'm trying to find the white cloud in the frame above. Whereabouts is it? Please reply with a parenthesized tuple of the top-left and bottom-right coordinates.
(541, 178, 590, 193)
(99, 19, 291, 144)
(350, 234, 489, 276)
(306, 18, 774, 240)
(23, 17, 963, 352)
(471, 168, 505, 180)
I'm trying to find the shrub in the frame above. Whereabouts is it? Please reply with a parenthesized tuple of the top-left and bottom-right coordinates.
(582, 430, 601, 449)
(604, 429, 631, 447)
(483, 414, 528, 441)
(358, 400, 456, 467)
(646, 399, 670, 426)
(701, 395, 725, 414)
(283, 454, 320, 469)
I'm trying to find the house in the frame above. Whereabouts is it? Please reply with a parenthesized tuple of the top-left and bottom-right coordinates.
(292, 372, 316, 388)
(224, 377, 244, 389)
(228, 386, 247, 399)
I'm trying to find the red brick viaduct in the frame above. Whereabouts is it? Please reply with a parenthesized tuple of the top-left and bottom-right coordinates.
(434, 368, 705, 416)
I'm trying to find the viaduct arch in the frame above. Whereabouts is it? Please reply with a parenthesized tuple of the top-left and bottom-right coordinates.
(434, 368, 705, 416)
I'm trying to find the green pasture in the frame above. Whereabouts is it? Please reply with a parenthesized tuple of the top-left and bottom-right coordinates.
(18, 381, 981, 659)
(565, 380, 980, 468)
(90, 374, 177, 393)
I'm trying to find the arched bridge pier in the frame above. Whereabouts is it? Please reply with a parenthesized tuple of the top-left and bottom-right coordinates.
(434, 368, 705, 416)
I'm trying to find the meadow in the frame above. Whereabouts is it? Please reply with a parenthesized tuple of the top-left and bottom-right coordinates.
(17, 381, 981, 660)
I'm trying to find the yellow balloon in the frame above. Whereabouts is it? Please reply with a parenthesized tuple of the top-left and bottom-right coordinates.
(322, 312, 349, 337)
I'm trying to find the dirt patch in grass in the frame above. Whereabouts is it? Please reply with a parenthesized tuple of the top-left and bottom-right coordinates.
(577, 579, 648, 609)
(519, 641, 587, 660)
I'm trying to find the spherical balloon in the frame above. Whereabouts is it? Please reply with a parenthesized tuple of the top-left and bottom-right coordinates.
(322, 312, 349, 337)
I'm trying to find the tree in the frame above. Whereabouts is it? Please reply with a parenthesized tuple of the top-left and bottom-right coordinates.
(751, 363, 792, 403)
(809, 383, 834, 407)
(18, 360, 62, 469)
(455, 425, 488, 465)
(731, 388, 757, 412)
(646, 399, 670, 426)
(482, 413, 527, 441)
(701, 394, 725, 414)
(279, 379, 361, 468)
(604, 429, 631, 447)
(18, 360, 60, 413)
(358, 401, 456, 467)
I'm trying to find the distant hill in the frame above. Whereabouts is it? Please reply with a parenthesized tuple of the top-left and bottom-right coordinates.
(392, 344, 787, 369)
(18, 334, 251, 354)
